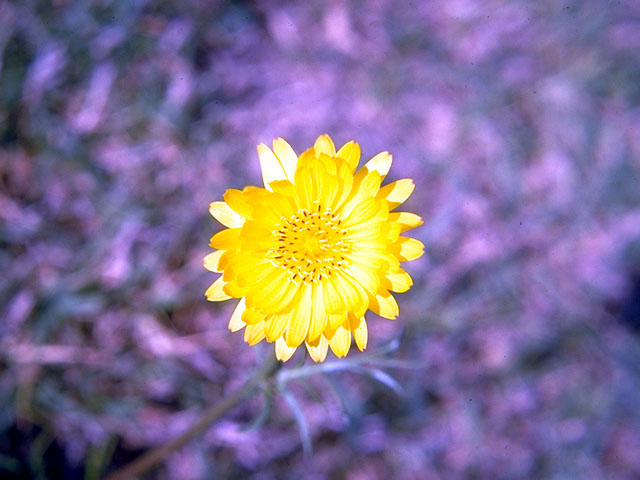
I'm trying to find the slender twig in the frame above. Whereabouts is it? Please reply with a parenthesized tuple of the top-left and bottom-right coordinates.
(277, 355, 422, 383)
(103, 356, 279, 480)
(280, 385, 312, 456)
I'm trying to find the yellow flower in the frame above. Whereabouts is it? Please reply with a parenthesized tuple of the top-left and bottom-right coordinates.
(204, 135, 424, 362)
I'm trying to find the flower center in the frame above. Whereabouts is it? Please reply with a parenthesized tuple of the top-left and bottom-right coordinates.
(268, 203, 350, 284)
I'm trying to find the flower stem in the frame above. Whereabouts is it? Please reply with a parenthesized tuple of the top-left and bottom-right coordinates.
(103, 356, 279, 480)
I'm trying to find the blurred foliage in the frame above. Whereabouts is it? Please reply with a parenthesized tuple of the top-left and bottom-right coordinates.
(2, 0, 640, 478)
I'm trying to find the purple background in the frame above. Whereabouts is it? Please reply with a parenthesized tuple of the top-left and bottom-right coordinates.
(2, 0, 640, 478)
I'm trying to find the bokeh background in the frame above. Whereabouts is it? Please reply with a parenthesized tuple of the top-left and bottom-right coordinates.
(2, 0, 640, 478)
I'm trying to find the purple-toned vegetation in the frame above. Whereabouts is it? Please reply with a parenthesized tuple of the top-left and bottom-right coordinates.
(2, 0, 640, 478)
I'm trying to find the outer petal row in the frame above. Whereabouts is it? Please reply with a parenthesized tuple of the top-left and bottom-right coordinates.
(313, 134, 336, 157)
(257, 138, 298, 189)
(362, 151, 392, 178)
(378, 179, 415, 210)
(209, 201, 244, 228)
(207, 135, 423, 363)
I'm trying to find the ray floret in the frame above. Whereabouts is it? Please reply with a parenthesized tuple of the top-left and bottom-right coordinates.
(205, 135, 424, 362)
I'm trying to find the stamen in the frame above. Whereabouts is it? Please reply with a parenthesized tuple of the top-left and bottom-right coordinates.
(268, 205, 351, 283)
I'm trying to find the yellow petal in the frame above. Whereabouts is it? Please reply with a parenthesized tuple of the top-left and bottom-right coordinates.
(369, 289, 399, 320)
(381, 253, 401, 273)
(330, 161, 355, 210)
(229, 257, 271, 288)
(205, 276, 231, 301)
(223, 189, 252, 218)
(328, 313, 347, 332)
(322, 277, 344, 313)
(272, 137, 297, 181)
(265, 312, 289, 342)
(235, 221, 273, 252)
(294, 166, 314, 210)
(296, 148, 316, 170)
(270, 179, 297, 200)
(244, 322, 265, 345)
(275, 337, 297, 361)
(209, 201, 244, 228)
(340, 172, 382, 220)
(328, 325, 351, 358)
(333, 271, 369, 318)
(257, 143, 288, 191)
(312, 160, 339, 208)
(240, 190, 293, 226)
(336, 141, 360, 171)
(306, 335, 329, 362)
(358, 170, 383, 198)
(308, 283, 326, 342)
(378, 179, 415, 210)
(241, 307, 265, 325)
(343, 263, 380, 296)
(322, 313, 347, 340)
(394, 236, 425, 262)
(317, 152, 337, 176)
(349, 249, 387, 270)
(383, 270, 413, 293)
(341, 197, 384, 229)
(209, 228, 240, 250)
(389, 212, 423, 232)
(228, 298, 246, 332)
(386, 222, 402, 243)
(313, 134, 336, 157)
(325, 274, 352, 314)
(248, 267, 298, 314)
(203, 250, 224, 272)
(285, 286, 312, 347)
(362, 151, 392, 178)
(349, 314, 368, 351)
(223, 280, 247, 298)
(343, 225, 385, 246)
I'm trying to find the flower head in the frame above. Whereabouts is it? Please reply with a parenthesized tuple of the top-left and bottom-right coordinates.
(205, 135, 424, 362)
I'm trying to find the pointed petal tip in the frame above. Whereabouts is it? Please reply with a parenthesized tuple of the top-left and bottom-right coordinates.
(257, 143, 288, 190)
(370, 289, 399, 320)
(275, 337, 297, 362)
(203, 250, 224, 273)
(313, 134, 336, 157)
(306, 335, 329, 362)
(336, 141, 361, 171)
(205, 276, 231, 302)
(209, 201, 244, 228)
(328, 325, 351, 358)
(272, 137, 298, 181)
(244, 322, 266, 345)
(228, 298, 246, 332)
(352, 316, 368, 351)
(380, 178, 416, 209)
(364, 151, 393, 177)
(395, 237, 425, 261)
(255, 142, 271, 160)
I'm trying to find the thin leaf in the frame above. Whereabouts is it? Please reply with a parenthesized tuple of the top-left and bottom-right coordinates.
(322, 373, 354, 420)
(241, 387, 273, 432)
(280, 386, 312, 456)
(359, 367, 405, 397)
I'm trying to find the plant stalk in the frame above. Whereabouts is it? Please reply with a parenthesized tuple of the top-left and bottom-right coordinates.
(103, 356, 279, 480)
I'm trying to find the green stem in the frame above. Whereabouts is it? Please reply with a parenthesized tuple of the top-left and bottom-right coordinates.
(103, 356, 279, 480)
